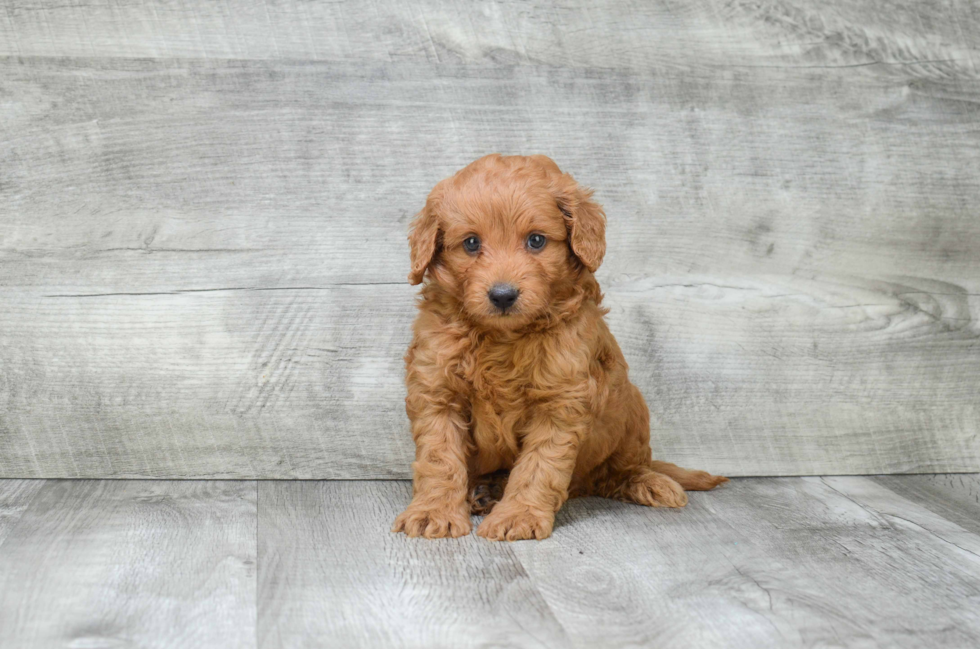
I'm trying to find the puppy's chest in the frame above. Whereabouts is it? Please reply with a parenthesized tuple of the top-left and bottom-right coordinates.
(464, 346, 540, 429)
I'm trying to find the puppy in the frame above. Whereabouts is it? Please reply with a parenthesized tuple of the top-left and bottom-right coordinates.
(393, 154, 727, 541)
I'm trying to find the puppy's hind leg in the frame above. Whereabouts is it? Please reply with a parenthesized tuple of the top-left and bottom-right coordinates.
(593, 464, 690, 508)
(586, 389, 687, 508)
(468, 471, 509, 515)
(589, 458, 729, 508)
(589, 387, 726, 507)
(649, 460, 729, 491)
(602, 460, 728, 508)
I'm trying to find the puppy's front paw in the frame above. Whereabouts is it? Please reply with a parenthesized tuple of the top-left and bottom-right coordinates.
(392, 503, 472, 539)
(477, 504, 553, 541)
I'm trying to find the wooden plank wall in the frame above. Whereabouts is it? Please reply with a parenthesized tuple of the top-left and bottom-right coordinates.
(1, 1, 978, 478)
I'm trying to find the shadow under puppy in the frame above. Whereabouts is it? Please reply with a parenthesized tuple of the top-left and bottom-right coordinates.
(394, 154, 727, 541)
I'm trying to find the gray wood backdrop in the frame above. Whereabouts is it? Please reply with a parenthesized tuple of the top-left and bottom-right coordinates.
(1, 0, 978, 478)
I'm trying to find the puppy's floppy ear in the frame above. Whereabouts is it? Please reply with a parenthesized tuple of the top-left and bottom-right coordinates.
(551, 173, 606, 273)
(407, 196, 441, 285)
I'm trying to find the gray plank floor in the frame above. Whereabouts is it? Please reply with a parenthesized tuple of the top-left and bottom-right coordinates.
(1, 477, 979, 648)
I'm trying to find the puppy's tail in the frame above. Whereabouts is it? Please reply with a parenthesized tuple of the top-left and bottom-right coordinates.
(650, 461, 729, 491)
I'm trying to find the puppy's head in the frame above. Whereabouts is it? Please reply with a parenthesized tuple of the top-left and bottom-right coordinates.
(408, 154, 605, 329)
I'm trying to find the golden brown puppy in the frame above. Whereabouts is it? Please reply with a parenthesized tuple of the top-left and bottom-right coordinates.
(393, 154, 727, 541)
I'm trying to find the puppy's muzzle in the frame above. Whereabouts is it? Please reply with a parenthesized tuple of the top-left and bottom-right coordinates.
(488, 283, 519, 312)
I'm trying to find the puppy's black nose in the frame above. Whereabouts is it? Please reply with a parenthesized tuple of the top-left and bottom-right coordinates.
(488, 283, 519, 311)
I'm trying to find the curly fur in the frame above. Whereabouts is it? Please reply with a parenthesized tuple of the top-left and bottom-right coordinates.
(392, 154, 727, 541)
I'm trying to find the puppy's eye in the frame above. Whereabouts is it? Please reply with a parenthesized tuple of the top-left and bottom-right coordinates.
(526, 233, 547, 251)
(463, 236, 481, 254)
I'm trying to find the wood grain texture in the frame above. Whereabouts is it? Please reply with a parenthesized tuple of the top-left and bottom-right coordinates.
(2, 476, 979, 647)
(0, 480, 257, 649)
(509, 476, 980, 648)
(255, 477, 980, 649)
(873, 473, 980, 536)
(1, 0, 977, 76)
(0, 479, 43, 549)
(1, 1, 979, 477)
(258, 480, 570, 649)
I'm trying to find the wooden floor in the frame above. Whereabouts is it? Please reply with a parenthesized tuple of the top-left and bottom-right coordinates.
(1, 476, 979, 648)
